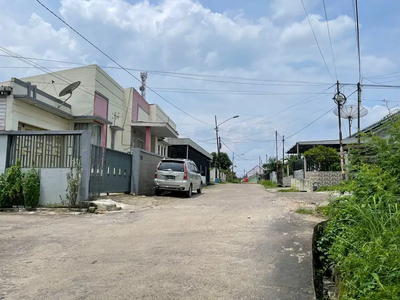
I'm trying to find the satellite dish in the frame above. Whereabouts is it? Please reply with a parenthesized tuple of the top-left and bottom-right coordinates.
(333, 105, 368, 136)
(57, 81, 81, 108)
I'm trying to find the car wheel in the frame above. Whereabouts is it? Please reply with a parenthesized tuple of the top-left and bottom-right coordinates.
(197, 184, 202, 194)
(155, 190, 162, 196)
(186, 184, 192, 198)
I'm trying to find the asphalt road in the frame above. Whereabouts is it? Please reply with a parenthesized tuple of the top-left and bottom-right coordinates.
(0, 184, 328, 300)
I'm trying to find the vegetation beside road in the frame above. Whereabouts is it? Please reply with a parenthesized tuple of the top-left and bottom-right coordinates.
(261, 180, 277, 189)
(318, 118, 400, 299)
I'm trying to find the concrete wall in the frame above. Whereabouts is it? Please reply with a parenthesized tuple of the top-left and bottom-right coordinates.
(0, 135, 8, 174)
(131, 148, 163, 196)
(209, 168, 227, 182)
(270, 172, 277, 183)
(37, 168, 70, 205)
(0, 130, 91, 205)
(149, 104, 177, 130)
(294, 170, 304, 180)
(283, 176, 293, 187)
(305, 171, 342, 187)
(291, 178, 313, 192)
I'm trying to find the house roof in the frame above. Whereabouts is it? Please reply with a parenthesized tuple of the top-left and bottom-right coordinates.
(286, 138, 359, 154)
(166, 138, 212, 160)
(349, 111, 399, 138)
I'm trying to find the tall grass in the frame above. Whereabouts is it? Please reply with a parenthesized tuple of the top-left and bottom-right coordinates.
(318, 118, 400, 299)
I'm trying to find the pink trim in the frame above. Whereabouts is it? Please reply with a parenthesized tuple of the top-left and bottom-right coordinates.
(131, 89, 150, 122)
(145, 126, 151, 152)
(94, 92, 108, 148)
(94, 93, 108, 119)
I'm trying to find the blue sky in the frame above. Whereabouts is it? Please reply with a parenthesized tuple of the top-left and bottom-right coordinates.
(1, 0, 400, 175)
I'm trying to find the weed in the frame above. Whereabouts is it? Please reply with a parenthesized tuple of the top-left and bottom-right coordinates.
(261, 180, 277, 189)
(278, 188, 299, 192)
(296, 208, 313, 214)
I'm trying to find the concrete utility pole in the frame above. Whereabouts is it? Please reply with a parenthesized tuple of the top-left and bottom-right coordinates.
(334, 81, 346, 181)
(214, 115, 219, 180)
(275, 131, 279, 174)
(357, 82, 362, 144)
(282, 135, 285, 176)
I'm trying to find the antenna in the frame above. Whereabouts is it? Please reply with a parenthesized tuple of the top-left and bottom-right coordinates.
(383, 99, 399, 116)
(57, 81, 81, 108)
(139, 72, 147, 99)
(334, 104, 368, 136)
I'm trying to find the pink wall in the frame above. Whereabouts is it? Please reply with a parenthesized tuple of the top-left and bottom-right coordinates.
(94, 92, 108, 147)
(131, 89, 150, 122)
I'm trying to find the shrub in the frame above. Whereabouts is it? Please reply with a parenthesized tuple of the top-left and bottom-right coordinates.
(318, 117, 400, 299)
(23, 168, 40, 208)
(5, 160, 24, 206)
(0, 172, 11, 207)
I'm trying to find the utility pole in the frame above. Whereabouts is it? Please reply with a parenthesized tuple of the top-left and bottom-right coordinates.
(335, 81, 346, 181)
(275, 131, 278, 173)
(282, 135, 285, 176)
(232, 152, 235, 173)
(357, 82, 362, 144)
(214, 115, 219, 181)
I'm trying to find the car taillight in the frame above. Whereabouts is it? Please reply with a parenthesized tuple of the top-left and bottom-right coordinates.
(183, 163, 188, 180)
(155, 164, 159, 178)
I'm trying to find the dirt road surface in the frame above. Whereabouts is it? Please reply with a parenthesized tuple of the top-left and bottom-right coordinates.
(0, 184, 328, 300)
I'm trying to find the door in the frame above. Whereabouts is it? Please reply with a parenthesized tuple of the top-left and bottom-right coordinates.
(190, 162, 202, 190)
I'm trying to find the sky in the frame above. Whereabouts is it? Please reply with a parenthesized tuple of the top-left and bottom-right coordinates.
(1, 0, 400, 176)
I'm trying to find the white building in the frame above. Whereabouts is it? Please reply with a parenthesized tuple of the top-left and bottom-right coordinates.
(0, 65, 178, 154)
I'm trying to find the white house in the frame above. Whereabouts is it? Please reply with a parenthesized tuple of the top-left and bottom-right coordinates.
(0, 65, 178, 154)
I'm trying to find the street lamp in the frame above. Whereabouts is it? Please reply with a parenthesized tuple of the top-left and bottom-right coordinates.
(214, 115, 239, 182)
(333, 82, 347, 181)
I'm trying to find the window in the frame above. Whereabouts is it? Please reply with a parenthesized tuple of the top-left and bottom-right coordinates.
(137, 138, 144, 150)
(158, 145, 161, 155)
(158, 161, 184, 172)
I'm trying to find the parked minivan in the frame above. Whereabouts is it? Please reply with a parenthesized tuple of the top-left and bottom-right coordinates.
(154, 158, 202, 197)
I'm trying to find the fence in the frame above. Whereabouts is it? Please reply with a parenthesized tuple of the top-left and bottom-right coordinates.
(8, 133, 81, 168)
(1, 131, 91, 205)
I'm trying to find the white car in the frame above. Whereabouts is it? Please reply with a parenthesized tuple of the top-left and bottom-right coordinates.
(154, 158, 202, 197)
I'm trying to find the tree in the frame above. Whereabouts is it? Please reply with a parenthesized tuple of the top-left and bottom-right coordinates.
(211, 152, 232, 171)
(303, 145, 340, 171)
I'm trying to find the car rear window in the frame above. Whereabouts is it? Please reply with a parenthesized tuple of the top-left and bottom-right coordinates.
(158, 161, 185, 172)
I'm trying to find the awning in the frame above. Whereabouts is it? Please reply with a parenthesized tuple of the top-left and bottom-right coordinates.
(14, 94, 74, 120)
(131, 122, 178, 138)
(74, 116, 112, 125)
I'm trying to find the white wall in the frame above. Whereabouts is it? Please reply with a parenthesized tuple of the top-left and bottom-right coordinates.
(6, 96, 71, 131)
(149, 104, 177, 130)
(21, 66, 96, 116)
(38, 168, 71, 205)
(0, 135, 7, 174)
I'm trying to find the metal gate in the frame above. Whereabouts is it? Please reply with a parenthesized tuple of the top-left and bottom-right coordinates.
(89, 146, 132, 198)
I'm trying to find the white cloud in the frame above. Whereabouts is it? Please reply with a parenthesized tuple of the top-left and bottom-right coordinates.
(0, 0, 397, 173)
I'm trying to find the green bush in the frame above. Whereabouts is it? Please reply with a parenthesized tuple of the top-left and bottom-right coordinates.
(0, 172, 11, 207)
(318, 118, 400, 299)
(23, 168, 40, 208)
(4, 160, 24, 206)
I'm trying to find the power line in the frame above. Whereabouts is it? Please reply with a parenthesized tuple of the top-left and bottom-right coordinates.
(36, 0, 212, 126)
(225, 84, 335, 136)
(322, 0, 338, 80)
(0, 55, 333, 87)
(286, 105, 336, 140)
(220, 139, 259, 161)
(300, 0, 334, 81)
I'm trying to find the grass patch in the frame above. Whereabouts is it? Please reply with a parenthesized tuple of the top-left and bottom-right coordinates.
(315, 183, 345, 192)
(295, 208, 313, 214)
(278, 188, 299, 192)
(315, 205, 329, 217)
(261, 180, 277, 189)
